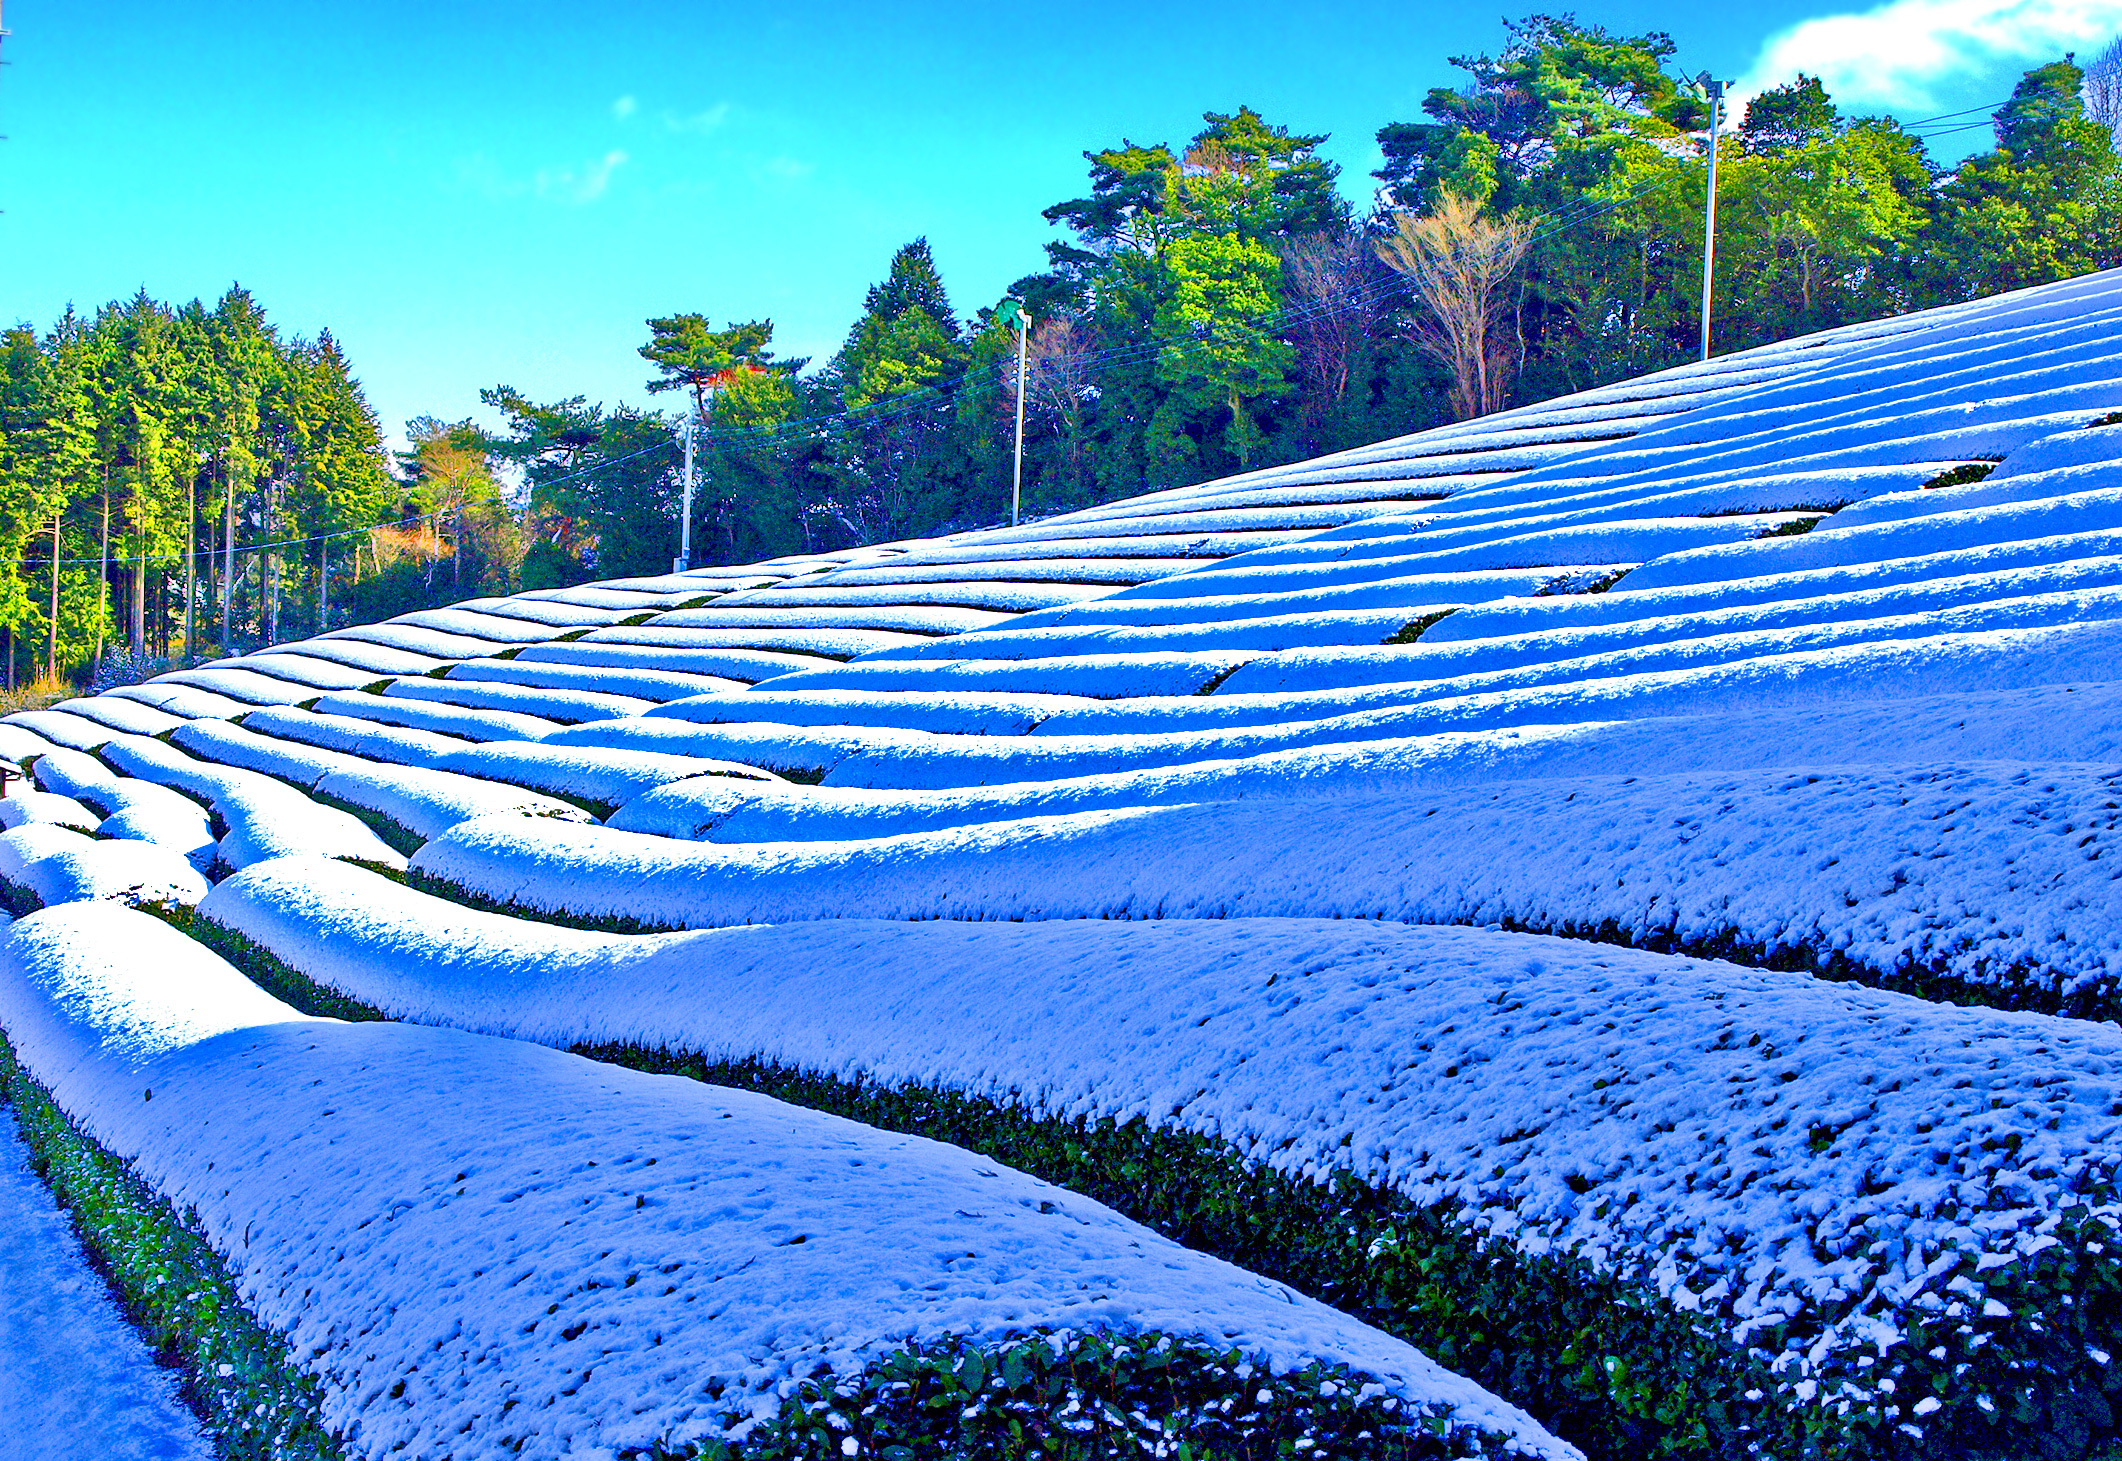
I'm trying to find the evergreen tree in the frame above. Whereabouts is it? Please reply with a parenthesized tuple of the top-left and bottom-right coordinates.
(1923, 60, 2122, 300)
(821, 240, 970, 544)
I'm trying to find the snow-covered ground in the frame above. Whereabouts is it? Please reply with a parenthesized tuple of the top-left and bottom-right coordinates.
(7, 268, 2122, 1455)
(0, 1114, 213, 1460)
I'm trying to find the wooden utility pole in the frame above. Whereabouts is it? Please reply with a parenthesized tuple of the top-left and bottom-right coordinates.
(221, 463, 235, 654)
(46, 513, 59, 678)
(97, 473, 110, 670)
(184, 479, 197, 666)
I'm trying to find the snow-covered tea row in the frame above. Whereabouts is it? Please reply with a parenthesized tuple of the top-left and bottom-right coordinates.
(415, 752, 2122, 1012)
(204, 855, 2122, 1442)
(0, 904, 1566, 1461)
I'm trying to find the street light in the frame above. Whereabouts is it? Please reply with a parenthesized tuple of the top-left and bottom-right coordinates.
(998, 297, 1032, 527)
(673, 415, 696, 575)
(1697, 73, 1730, 363)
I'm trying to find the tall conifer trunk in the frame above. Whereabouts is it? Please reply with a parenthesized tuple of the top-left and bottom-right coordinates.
(131, 546, 147, 661)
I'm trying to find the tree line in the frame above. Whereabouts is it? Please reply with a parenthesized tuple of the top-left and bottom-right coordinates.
(0, 288, 392, 693)
(5, 17, 2118, 688)
(490, 22, 2121, 588)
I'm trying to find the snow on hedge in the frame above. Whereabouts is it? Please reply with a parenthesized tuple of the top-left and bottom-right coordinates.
(0, 903, 1568, 1461)
(709, 580, 1116, 613)
(268, 637, 448, 678)
(241, 705, 472, 768)
(446, 656, 746, 701)
(817, 556, 1190, 587)
(210, 650, 383, 692)
(150, 667, 315, 707)
(171, 718, 378, 786)
(0, 790, 99, 834)
(31, 750, 215, 872)
(645, 687, 1091, 737)
(1621, 483, 2122, 597)
(520, 636, 842, 681)
(437, 595, 648, 629)
(610, 679, 2122, 847)
(540, 715, 944, 781)
(2, 710, 119, 752)
(106, 682, 254, 720)
(421, 753, 2122, 1008)
(650, 603, 1010, 635)
(204, 855, 2122, 1438)
(0, 724, 59, 768)
(1216, 581, 2122, 698)
(428, 740, 779, 812)
(380, 675, 653, 725)
(568, 625, 922, 660)
(311, 766, 589, 847)
(386, 606, 583, 644)
(48, 695, 189, 739)
(164, 719, 589, 846)
(967, 568, 1565, 629)
(97, 734, 404, 872)
(832, 605, 1438, 662)
(754, 649, 1259, 700)
(321, 623, 518, 662)
(0, 826, 208, 912)
(308, 689, 564, 743)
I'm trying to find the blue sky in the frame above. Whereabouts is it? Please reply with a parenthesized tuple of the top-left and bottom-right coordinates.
(1, 0, 2115, 447)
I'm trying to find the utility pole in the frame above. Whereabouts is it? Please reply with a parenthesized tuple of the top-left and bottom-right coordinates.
(220, 464, 235, 654)
(1001, 298, 1032, 527)
(1698, 74, 1728, 363)
(184, 480, 196, 666)
(673, 415, 696, 575)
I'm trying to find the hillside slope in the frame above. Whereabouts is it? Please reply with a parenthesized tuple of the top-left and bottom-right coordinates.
(7, 268, 2122, 1461)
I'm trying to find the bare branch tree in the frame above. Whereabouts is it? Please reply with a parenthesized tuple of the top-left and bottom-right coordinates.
(1277, 231, 1382, 450)
(999, 317, 1101, 501)
(1376, 193, 1535, 420)
(2087, 37, 2122, 140)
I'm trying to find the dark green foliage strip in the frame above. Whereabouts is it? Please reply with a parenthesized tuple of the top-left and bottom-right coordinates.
(1921, 462, 2003, 490)
(1487, 910, 2122, 1024)
(648, 1330, 1515, 1461)
(0, 1036, 342, 1461)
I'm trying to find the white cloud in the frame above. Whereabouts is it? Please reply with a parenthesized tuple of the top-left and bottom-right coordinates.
(1737, 0, 2122, 112)
(612, 94, 638, 121)
(535, 149, 629, 204)
(663, 102, 733, 135)
(762, 155, 814, 180)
